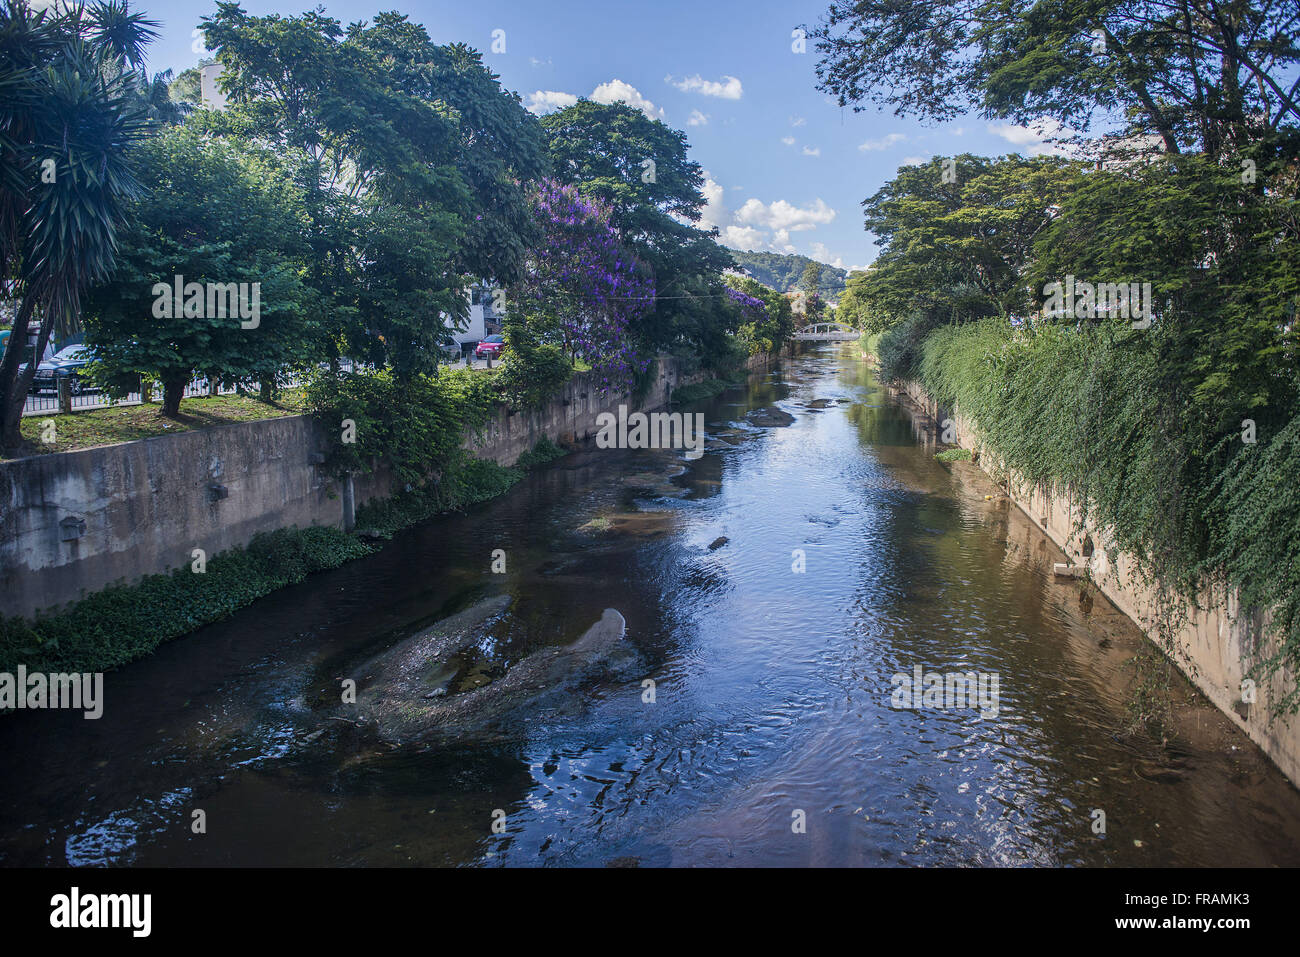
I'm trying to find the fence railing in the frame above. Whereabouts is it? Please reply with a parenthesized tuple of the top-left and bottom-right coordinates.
(15, 356, 505, 417)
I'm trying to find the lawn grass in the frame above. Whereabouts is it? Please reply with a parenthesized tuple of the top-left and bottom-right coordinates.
(11, 389, 306, 459)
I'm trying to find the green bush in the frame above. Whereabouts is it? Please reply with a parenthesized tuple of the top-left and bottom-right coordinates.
(305, 366, 499, 484)
(516, 436, 568, 469)
(0, 526, 371, 677)
(494, 323, 574, 411)
(876, 311, 946, 382)
(935, 448, 972, 462)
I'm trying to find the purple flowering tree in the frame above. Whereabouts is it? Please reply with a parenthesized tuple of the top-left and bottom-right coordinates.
(512, 179, 654, 394)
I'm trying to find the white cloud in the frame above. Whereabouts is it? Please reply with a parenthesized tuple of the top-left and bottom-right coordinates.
(802, 146, 820, 157)
(591, 79, 665, 120)
(735, 197, 836, 232)
(701, 176, 726, 220)
(790, 116, 806, 127)
(699, 171, 837, 254)
(987, 120, 1076, 157)
(719, 225, 767, 249)
(688, 109, 710, 127)
(529, 56, 552, 68)
(900, 155, 929, 166)
(859, 133, 906, 151)
(527, 90, 578, 114)
(781, 136, 796, 146)
(667, 74, 743, 99)
(809, 243, 846, 269)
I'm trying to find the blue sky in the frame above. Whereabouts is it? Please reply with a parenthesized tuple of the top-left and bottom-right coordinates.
(136, 0, 1067, 271)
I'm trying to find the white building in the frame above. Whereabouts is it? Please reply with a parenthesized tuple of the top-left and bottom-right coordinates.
(442, 286, 504, 356)
(200, 63, 228, 110)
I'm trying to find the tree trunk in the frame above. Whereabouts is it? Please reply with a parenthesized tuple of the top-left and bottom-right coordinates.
(162, 375, 187, 418)
(259, 379, 274, 403)
(0, 297, 47, 456)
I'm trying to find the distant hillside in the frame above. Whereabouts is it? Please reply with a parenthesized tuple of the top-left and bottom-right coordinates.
(728, 250, 848, 300)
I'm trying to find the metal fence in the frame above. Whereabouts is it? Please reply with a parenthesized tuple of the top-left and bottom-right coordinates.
(19, 374, 317, 417)
(15, 356, 508, 418)
(18, 359, 378, 417)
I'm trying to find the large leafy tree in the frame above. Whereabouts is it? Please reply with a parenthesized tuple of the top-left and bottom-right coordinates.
(858, 154, 1079, 329)
(835, 269, 874, 328)
(0, 0, 155, 454)
(540, 100, 735, 356)
(197, 5, 546, 377)
(511, 179, 653, 394)
(722, 273, 795, 354)
(1028, 151, 1300, 430)
(809, 0, 1300, 158)
(82, 126, 312, 416)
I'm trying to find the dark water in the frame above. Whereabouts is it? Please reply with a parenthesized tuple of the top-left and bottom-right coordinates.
(3, 344, 1299, 867)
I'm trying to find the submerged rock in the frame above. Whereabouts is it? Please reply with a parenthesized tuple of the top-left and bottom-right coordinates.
(335, 602, 635, 745)
(746, 407, 796, 427)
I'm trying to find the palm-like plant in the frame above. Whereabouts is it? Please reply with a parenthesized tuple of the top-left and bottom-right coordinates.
(0, 0, 155, 454)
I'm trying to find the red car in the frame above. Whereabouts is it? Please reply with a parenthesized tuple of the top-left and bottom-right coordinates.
(474, 334, 505, 360)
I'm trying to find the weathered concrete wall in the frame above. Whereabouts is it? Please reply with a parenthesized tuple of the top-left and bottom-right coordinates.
(0, 415, 343, 619)
(1, 352, 779, 619)
(892, 378, 1300, 787)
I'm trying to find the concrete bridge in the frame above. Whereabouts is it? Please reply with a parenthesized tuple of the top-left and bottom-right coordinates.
(793, 322, 861, 342)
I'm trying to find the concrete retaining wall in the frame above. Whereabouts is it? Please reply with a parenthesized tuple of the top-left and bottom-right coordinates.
(0, 352, 779, 620)
(892, 378, 1300, 786)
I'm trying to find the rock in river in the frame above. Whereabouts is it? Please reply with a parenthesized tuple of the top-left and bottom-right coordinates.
(746, 407, 796, 427)
(335, 599, 635, 745)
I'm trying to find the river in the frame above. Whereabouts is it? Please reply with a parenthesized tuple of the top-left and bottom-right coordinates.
(2, 343, 1298, 866)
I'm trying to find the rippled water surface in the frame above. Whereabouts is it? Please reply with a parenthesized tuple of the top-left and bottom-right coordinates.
(3, 345, 1299, 866)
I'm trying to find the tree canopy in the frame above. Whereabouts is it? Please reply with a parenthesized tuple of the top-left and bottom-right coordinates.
(83, 126, 313, 414)
(809, 0, 1300, 157)
(540, 100, 736, 358)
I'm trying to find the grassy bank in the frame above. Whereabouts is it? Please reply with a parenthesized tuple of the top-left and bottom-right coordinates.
(11, 390, 307, 458)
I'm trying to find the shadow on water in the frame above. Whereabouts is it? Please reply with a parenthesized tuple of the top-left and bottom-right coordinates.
(2, 342, 1299, 867)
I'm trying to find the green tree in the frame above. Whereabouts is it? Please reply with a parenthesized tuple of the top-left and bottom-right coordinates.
(723, 272, 795, 353)
(0, 0, 155, 454)
(197, 5, 546, 377)
(728, 250, 847, 297)
(82, 126, 312, 416)
(836, 269, 873, 328)
(540, 100, 735, 355)
(809, 0, 1300, 159)
(130, 68, 191, 126)
(799, 260, 823, 297)
(859, 154, 1079, 329)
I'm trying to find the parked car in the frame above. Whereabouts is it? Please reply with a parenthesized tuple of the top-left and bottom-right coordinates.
(31, 344, 94, 395)
(474, 334, 505, 360)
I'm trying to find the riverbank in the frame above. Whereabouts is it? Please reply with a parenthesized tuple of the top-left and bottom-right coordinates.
(0, 350, 784, 675)
(889, 375, 1300, 787)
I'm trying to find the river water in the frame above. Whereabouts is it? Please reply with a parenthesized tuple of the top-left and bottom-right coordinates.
(3, 344, 1299, 867)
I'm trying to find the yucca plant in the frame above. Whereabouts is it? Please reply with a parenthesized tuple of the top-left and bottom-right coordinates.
(0, 0, 155, 454)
